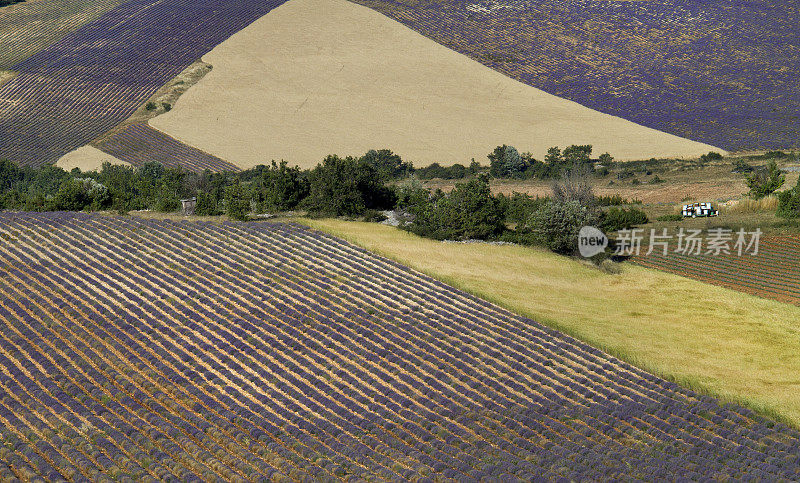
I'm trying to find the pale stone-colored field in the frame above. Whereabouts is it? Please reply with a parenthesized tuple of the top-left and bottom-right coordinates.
(56, 146, 128, 171)
(150, 0, 719, 169)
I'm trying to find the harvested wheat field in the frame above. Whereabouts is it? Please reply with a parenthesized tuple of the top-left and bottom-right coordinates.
(56, 146, 129, 171)
(151, 0, 719, 169)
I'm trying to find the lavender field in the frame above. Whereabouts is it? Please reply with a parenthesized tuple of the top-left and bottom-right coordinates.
(351, 0, 800, 151)
(95, 124, 240, 172)
(0, 212, 799, 480)
(0, 0, 288, 168)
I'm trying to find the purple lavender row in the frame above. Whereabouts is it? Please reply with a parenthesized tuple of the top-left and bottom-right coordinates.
(0, 211, 798, 480)
(0, 0, 289, 167)
(351, 0, 800, 151)
(95, 123, 240, 173)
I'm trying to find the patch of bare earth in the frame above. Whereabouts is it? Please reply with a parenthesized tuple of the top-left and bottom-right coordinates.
(0, 70, 16, 88)
(150, 0, 719, 170)
(56, 146, 129, 171)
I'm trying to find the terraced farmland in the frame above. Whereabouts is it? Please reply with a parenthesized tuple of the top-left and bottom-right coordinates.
(351, 0, 800, 151)
(1, 213, 800, 480)
(633, 235, 800, 306)
(0, 0, 288, 168)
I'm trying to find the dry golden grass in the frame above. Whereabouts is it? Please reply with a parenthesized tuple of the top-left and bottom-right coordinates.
(151, 0, 717, 169)
(726, 195, 780, 214)
(303, 218, 800, 425)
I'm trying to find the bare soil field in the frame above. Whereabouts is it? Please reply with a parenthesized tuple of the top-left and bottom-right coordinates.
(56, 146, 129, 171)
(151, 0, 718, 170)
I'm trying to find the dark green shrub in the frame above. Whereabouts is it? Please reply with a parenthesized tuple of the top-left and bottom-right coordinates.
(700, 151, 724, 163)
(530, 200, 598, 255)
(596, 194, 630, 206)
(496, 192, 548, 225)
(51, 178, 110, 211)
(195, 191, 221, 216)
(732, 159, 754, 173)
(145, 101, 157, 111)
(359, 149, 412, 180)
(224, 183, 250, 221)
(403, 175, 504, 240)
(777, 180, 800, 218)
(489, 145, 527, 178)
(746, 160, 785, 199)
(252, 160, 309, 212)
(415, 162, 470, 180)
(600, 207, 649, 232)
(306, 155, 395, 217)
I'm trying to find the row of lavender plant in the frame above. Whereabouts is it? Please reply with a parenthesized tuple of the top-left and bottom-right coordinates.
(633, 236, 800, 305)
(350, 0, 800, 151)
(0, 0, 125, 70)
(0, 211, 798, 480)
(0, 0, 288, 167)
(94, 124, 240, 172)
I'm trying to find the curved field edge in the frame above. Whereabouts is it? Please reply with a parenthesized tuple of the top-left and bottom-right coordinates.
(301, 218, 800, 427)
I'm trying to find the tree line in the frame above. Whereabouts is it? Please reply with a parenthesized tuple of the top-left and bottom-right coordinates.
(2, 145, 798, 258)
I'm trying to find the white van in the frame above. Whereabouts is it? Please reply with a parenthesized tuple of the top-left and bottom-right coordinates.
(682, 202, 719, 218)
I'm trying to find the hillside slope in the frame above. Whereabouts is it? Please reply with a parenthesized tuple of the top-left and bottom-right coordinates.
(151, 0, 718, 169)
(351, 0, 800, 151)
(0, 212, 799, 480)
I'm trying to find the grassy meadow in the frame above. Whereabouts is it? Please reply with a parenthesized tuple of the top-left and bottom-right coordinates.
(303, 218, 800, 426)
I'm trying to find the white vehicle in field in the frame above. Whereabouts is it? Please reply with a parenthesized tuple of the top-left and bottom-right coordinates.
(682, 202, 719, 218)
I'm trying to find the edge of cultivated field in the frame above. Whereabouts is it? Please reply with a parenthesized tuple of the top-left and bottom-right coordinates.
(301, 218, 800, 428)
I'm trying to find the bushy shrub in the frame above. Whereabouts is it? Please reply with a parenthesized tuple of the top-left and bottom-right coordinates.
(600, 207, 649, 232)
(777, 179, 800, 218)
(359, 149, 413, 180)
(306, 155, 395, 217)
(403, 175, 504, 240)
(732, 159, 754, 173)
(746, 160, 785, 199)
(51, 177, 110, 211)
(194, 191, 220, 216)
(530, 200, 599, 255)
(252, 160, 308, 212)
(496, 192, 548, 225)
(700, 151, 724, 163)
(596, 194, 629, 206)
(224, 183, 250, 221)
(489, 145, 527, 178)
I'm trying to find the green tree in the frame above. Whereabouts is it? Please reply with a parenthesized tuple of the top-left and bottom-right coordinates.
(777, 178, 800, 218)
(488, 145, 528, 178)
(252, 160, 309, 212)
(746, 160, 785, 199)
(195, 191, 221, 216)
(224, 182, 251, 221)
(531, 200, 599, 255)
(404, 175, 504, 240)
(359, 149, 412, 180)
(306, 155, 395, 217)
(51, 178, 109, 211)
